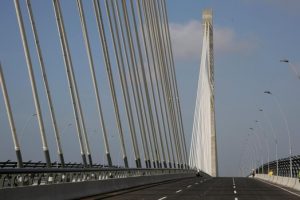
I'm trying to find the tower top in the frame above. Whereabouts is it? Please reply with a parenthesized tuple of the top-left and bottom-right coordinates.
(202, 9, 213, 23)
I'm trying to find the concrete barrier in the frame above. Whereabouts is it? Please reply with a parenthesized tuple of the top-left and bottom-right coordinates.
(255, 174, 300, 192)
(287, 178, 297, 188)
(294, 179, 300, 190)
(281, 177, 289, 186)
(0, 173, 197, 200)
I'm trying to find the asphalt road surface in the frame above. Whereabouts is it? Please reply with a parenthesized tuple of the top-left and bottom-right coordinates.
(85, 177, 300, 200)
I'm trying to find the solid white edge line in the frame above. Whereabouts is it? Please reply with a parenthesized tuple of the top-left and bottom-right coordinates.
(158, 196, 167, 200)
(175, 189, 182, 193)
(256, 178, 300, 197)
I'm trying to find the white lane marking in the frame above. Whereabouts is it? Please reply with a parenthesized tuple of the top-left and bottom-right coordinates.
(232, 177, 236, 186)
(187, 185, 192, 188)
(256, 178, 300, 197)
(175, 189, 182, 193)
(234, 198, 238, 200)
(233, 185, 236, 189)
(158, 197, 167, 200)
(195, 182, 199, 185)
(234, 190, 237, 194)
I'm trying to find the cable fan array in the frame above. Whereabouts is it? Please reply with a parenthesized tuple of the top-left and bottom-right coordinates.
(189, 14, 216, 176)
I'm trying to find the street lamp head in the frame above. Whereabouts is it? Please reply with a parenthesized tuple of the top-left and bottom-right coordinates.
(249, 128, 254, 131)
(280, 59, 289, 63)
(255, 120, 259, 123)
(264, 91, 272, 95)
(259, 108, 263, 112)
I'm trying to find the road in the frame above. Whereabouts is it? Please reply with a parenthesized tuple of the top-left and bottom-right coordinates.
(84, 177, 300, 200)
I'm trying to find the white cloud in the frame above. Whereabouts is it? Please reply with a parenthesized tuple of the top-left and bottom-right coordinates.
(169, 20, 258, 61)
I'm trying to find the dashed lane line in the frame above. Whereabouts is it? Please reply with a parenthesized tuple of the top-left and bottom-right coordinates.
(234, 190, 237, 194)
(175, 189, 182, 193)
(158, 196, 167, 200)
(187, 185, 192, 188)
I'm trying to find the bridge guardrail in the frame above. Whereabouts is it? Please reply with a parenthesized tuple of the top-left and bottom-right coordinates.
(255, 155, 300, 177)
(0, 167, 196, 189)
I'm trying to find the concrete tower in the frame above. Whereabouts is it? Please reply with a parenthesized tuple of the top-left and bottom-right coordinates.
(203, 9, 218, 177)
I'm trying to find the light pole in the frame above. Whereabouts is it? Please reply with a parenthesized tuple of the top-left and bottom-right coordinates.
(264, 91, 293, 177)
(249, 127, 264, 174)
(280, 59, 300, 79)
(61, 123, 72, 135)
(255, 120, 270, 174)
(20, 113, 37, 142)
(259, 108, 279, 175)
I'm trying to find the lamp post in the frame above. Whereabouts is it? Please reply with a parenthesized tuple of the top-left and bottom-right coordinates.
(259, 108, 279, 175)
(280, 59, 300, 79)
(61, 123, 72, 135)
(19, 113, 37, 141)
(264, 91, 293, 177)
(249, 128, 262, 173)
(255, 120, 270, 174)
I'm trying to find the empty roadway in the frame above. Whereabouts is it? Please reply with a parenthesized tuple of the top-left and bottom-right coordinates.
(85, 177, 300, 200)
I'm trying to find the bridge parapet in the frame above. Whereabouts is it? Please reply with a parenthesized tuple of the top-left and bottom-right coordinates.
(254, 155, 300, 178)
(0, 167, 195, 189)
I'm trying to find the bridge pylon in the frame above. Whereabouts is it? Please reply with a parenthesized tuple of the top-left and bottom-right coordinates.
(189, 9, 218, 177)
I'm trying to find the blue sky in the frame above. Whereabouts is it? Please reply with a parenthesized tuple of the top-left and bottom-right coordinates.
(0, 0, 300, 176)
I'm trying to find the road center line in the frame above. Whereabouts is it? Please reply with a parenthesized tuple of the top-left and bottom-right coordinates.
(234, 198, 238, 200)
(234, 190, 237, 194)
(232, 177, 235, 186)
(158, 196, 167, 200)
(187, 185, 192, 188)
(195, 182, 199, 185)
(175, 189, 182, 193)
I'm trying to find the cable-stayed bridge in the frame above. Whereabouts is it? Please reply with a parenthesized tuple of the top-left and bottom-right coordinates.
(0, 1, 300, 199)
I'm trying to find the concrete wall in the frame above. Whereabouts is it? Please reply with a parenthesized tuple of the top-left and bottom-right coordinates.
(0, 173, 196, 200)
(255, 174, 300, 191)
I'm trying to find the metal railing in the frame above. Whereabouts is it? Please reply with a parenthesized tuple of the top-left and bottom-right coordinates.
(255, 155, 300, 177)
(0, 160, 115, 169)
(0, 166, 195, 189)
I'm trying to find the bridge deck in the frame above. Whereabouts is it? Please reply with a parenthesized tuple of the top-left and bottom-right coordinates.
(86, 177, 300, 200)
